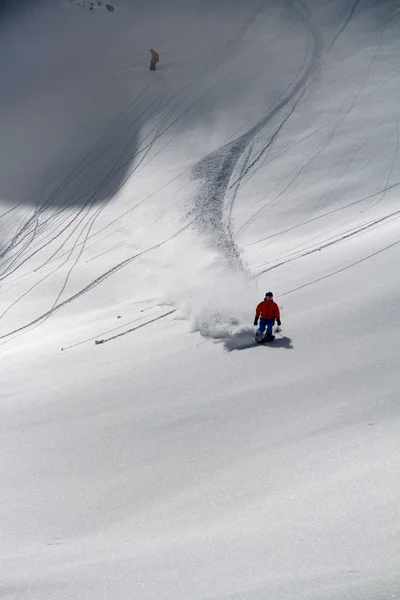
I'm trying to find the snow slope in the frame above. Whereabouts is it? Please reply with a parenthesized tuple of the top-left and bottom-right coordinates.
(1, 1, 400, 598)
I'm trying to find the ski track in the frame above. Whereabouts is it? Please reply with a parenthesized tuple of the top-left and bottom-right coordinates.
(279, 236, 400, 297)
(191, 0, 322, 270)
(0, 221, 193, 344)
(0, 5, 274, 333)
(0, 73, 207, 333)
(254, 208, 400, 276)
(0, 52, 245, 284)
(92, 308, 177, 347)
(61, 305, 177, 350)
(326, 0, 364, 52)
(1, 0, 398, 341)
(228, 0, 399, 289)
(0, 0, 329, 339)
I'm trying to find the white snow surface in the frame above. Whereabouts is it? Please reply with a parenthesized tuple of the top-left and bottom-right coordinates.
(1, 0, 400, 598)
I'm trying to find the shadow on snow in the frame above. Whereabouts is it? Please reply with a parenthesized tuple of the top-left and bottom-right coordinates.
(202, 327, 294, 352)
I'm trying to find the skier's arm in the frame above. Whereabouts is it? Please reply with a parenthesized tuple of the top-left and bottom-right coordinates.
(255, 303, 263, 318)
(254, 303, 262, 326)
(275, 302, 281, 326)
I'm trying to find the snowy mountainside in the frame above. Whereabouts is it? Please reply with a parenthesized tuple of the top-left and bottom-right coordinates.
(1, 1, 400, 599)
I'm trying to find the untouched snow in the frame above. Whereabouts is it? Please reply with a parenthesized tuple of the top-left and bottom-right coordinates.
(1, 1, 400, 598)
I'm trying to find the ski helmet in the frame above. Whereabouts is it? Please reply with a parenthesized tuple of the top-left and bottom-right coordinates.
(265, 291, 273, 298)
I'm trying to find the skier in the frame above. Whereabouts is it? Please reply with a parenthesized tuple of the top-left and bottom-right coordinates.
(253, 291, 281, 342)
(150, 48, 159, 71)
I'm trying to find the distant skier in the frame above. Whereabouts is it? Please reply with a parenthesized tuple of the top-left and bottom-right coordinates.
(254, 291, 281, 342)
(150, 49, 159, 71)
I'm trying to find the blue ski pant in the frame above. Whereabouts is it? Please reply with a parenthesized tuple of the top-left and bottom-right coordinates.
(258, 318, 275, 336)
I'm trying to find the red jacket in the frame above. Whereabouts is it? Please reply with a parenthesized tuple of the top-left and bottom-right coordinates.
(255, 299, 280, 321)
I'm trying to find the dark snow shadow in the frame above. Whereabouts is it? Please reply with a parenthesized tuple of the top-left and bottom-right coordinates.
(223, 331, 294, 352)
(0, 0, 34, 20)
(0, 1, 155, 210)
(201, 327, 294, 352)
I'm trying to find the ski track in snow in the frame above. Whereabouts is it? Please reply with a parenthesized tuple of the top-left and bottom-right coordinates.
(1, 0, 399, 343)
(1, 4, 400, 600)
(0, 222, 192, 344)
(191, 0, 322, 270)
(231, 0, 400, 286)
(0, 72, 206, 338)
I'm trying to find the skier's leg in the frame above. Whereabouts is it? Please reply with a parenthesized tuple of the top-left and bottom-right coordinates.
(266, 319, 274, 336)
(258, 318, 267, 334)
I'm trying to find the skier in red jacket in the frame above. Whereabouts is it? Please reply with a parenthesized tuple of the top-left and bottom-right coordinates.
(254, 291, 281, 342)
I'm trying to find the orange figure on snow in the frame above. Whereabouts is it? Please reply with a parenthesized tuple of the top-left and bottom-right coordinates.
(254, 291, 281, 342)
(150, 49, 159, 71)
